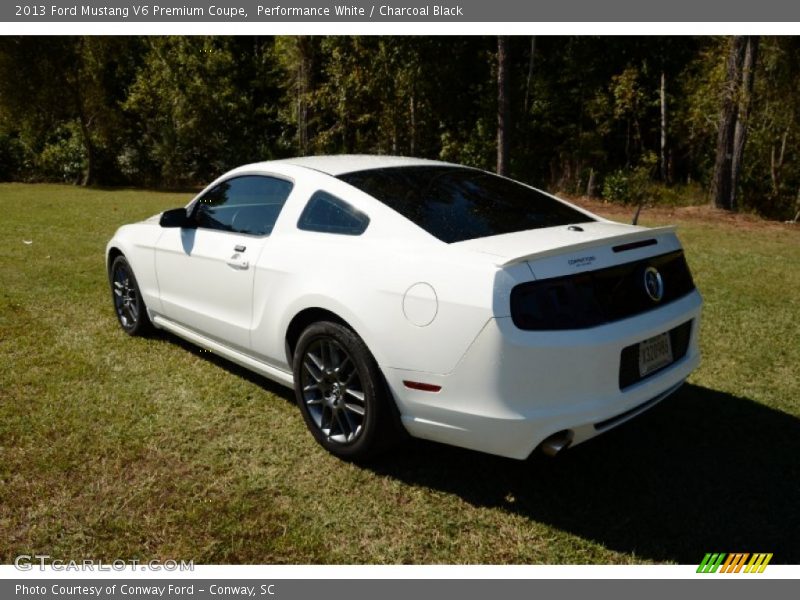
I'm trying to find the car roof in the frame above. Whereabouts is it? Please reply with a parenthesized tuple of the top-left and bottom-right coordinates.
(261, 154, 456, 176)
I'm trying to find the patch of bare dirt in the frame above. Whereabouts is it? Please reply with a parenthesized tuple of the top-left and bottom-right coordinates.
(564, 195, 799, 232)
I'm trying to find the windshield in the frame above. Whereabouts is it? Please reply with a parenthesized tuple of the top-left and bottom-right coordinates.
(338, 166, 594, 243)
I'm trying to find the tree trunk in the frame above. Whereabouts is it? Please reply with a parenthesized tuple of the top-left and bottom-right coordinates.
(524, 36, 536, 113)
(770, 128, 788, 196)
(586, 167, 597, 198)
(69, 37, 95, 186)
(73, 82, 94, 185)
(660, 71, 668, 182)
(730, 36, 759, 211)
(296, 36, 314, 156)
(409, 88, 416, 156)
(711, 36, 747, 210)
(496, 36, 510, 176)
(77, 112, 95, 186)
(794, 186, 800, 223)
(73, 66, 95, 186)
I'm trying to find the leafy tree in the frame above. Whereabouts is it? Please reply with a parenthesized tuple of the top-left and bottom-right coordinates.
(0, 34, 798, 219)
(0, 37, 140, 184)
(123, 36, 282, 186)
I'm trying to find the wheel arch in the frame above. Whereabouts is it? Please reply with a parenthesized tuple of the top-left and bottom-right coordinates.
(284, 306, 356, 366)
(284, 305, 408, 445)
(107, 246, 125, 274)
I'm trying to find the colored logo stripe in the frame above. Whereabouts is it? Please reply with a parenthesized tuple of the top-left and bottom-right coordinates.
(697, 553, 773, 573)
(697, 553, 726, 573)
(745, 553, 773, 573)
(719, 553, 748, 573)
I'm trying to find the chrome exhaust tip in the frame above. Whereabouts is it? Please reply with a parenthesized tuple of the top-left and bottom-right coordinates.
(540, 430, 574, 457)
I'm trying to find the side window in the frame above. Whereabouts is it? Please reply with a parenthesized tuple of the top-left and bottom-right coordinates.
(194, 175, 293, 236)
(297, 191, 370, 236)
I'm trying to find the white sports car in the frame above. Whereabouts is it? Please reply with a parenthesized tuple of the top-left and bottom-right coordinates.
(106, 155, 702, 461)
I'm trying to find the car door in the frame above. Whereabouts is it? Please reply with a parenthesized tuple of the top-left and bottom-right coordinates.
(154, 174, 293, 351)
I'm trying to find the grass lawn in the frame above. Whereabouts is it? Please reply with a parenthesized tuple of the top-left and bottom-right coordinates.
(1, 183, 799, 565)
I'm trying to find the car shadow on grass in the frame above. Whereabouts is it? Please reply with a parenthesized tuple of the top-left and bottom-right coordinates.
(369, 383, 800, 564)
(155, 330, 298, 403)
(148, 334, 798, 563)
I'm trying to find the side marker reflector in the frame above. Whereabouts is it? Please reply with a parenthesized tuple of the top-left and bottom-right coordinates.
(403, 380, 442, 392)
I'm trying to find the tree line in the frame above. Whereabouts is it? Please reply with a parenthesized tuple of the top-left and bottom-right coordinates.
(1, 36, 799, 220)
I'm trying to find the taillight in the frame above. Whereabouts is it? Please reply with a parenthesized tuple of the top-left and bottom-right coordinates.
(510, 275, 601, 330)
(510, 250, 695, 331)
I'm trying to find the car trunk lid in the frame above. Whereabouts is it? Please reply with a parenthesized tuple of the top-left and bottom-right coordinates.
(453, 221, 680, 279)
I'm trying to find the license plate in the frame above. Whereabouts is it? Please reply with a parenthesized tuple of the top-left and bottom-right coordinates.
(638, 332, 673, 377)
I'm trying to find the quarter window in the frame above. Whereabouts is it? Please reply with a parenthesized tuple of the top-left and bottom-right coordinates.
(194, 175, 293, 236)
(297, 191, 370, 236)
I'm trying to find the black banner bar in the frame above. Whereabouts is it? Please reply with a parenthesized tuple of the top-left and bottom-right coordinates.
(4, 0, 800, 22)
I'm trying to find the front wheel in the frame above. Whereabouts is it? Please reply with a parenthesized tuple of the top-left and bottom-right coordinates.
(109, 255, 152, 336)
(293, 321, 398, 461)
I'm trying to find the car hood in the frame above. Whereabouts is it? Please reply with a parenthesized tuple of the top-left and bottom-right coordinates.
(452, 221, 676, 267)
(142, 213, 162, 224)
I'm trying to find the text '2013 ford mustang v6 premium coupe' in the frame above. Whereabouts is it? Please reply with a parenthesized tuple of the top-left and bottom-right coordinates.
(106, 155, 702, 461)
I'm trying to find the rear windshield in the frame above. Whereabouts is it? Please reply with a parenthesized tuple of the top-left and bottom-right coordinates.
(338, 166, 593, 243)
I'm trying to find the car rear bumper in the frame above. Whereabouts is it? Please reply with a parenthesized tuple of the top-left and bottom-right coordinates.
(385, 289, 702, 459)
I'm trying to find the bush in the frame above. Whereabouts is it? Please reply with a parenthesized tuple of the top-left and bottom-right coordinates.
(602, 152, 657, 204)
(653, 181, 707, 207)
(36, 122, 87, 183)
(602, 170, 632, 203)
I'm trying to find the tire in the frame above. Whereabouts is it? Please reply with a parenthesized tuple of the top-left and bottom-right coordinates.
(292, 321, 399, 461)
(109, 255, 152, 336)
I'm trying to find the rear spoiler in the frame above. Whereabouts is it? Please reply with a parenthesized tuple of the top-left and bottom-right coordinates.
(496, 225, 677, 267)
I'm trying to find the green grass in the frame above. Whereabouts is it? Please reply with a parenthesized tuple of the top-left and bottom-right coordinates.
(1, 183, 799, 565)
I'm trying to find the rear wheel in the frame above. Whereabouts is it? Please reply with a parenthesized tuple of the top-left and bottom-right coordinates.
(293, 321, 398, 461)
(109, 255, 152, 336)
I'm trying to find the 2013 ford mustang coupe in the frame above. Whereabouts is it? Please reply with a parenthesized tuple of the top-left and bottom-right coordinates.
(106, 155, 702, 461)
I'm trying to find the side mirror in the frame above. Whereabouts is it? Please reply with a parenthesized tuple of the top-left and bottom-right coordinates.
(159, 207, 196, 228)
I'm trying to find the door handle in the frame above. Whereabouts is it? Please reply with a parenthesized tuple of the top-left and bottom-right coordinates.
(226, 253, 249, 270)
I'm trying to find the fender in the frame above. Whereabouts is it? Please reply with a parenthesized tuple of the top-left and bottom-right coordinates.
(106, 220, 164, 314)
